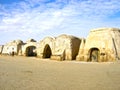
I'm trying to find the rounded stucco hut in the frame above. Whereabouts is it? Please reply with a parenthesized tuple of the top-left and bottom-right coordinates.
(2, 40, 23, 55)
(37, 37, 54, 59)
(22, 39, 37, 56)
(78, 28, 120, 62)
(51, 34, 81, 61)
(37, 34, 81, 61)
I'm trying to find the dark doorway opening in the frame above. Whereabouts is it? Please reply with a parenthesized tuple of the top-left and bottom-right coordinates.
(90, 48, 100, 62)
(43, 44, 52, 58)
(26, 46, 36, 56)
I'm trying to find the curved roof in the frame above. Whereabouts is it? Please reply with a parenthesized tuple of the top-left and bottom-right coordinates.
(91, 28, 120, 32)
(57, 34, 80, 40)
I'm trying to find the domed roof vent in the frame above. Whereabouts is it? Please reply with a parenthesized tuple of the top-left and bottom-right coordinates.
(26, 38, 36, 43)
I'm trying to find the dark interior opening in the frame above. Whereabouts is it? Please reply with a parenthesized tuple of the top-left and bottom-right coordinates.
(43, 44, 52, 58)
(26, 46, 36, 56)
(90, 48, 100, 62)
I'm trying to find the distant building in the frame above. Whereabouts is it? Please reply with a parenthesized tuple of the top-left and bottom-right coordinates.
(2, 40, 23, 55)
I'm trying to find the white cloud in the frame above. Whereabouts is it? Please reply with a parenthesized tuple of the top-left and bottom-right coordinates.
(0, 0, 120, 44)
(0, 6, 64, 34)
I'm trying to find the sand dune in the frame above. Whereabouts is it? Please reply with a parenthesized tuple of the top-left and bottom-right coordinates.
(0, 56, 120, 90)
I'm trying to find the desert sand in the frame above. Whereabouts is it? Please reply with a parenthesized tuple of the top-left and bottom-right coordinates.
(0, 56, 120, 90)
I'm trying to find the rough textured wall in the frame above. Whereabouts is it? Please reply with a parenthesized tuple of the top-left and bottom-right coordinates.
(51, 34, 73, 60)
(37, 37, 54, 58)
(2, 40, 23, 55)
(76, 38, 86, 61)
(22, 39, 37, 56)
(51, 35, 67, 60)
(2, 45, 9, 55)
(37, 34, 81, 61)
(71, 37, 81, 60)
(51, 34, 81, 61)
(83, 28, 120, 62)
(110, 30, 120, 60)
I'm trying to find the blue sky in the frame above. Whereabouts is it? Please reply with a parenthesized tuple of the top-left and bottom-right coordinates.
(0, 0, 120, 44)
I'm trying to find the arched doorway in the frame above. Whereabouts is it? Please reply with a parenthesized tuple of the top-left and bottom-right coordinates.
(43, 44, 52, 58)
(89, 48, 100, 62)
(26, 46, 36, 56)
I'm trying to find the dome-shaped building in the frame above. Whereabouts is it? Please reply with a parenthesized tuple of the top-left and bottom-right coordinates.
(2, 39, 24, 55)
(77, 28, 120, 62)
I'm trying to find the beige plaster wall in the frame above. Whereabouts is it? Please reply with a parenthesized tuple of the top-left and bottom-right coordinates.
(51, 35, 81, 61)
(37, 34, 81, 61)
(83, 28, 120, 62)
(22, 40, 37, 56)
(37, 37, 54, 58)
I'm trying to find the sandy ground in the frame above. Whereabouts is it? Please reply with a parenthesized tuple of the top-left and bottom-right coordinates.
(0, 56, 120, 90)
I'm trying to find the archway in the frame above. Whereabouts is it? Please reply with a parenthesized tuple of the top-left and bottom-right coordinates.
(43, 44, 52, 58)
(26, 46, 36, 56)
(89, 48, 100, 62)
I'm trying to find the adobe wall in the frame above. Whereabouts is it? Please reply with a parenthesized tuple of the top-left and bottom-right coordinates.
(51, 34, 81, 61)
(76, 38, 86, 61)
(110, 29, 120, 60)
(21, 39, 37, 56)
(37, 34, 81, 61)
(71, 36, 81, 60)
(37, 37, 54, 58)
(2, 41, 18, 55)
(79, 28, 120, 62)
